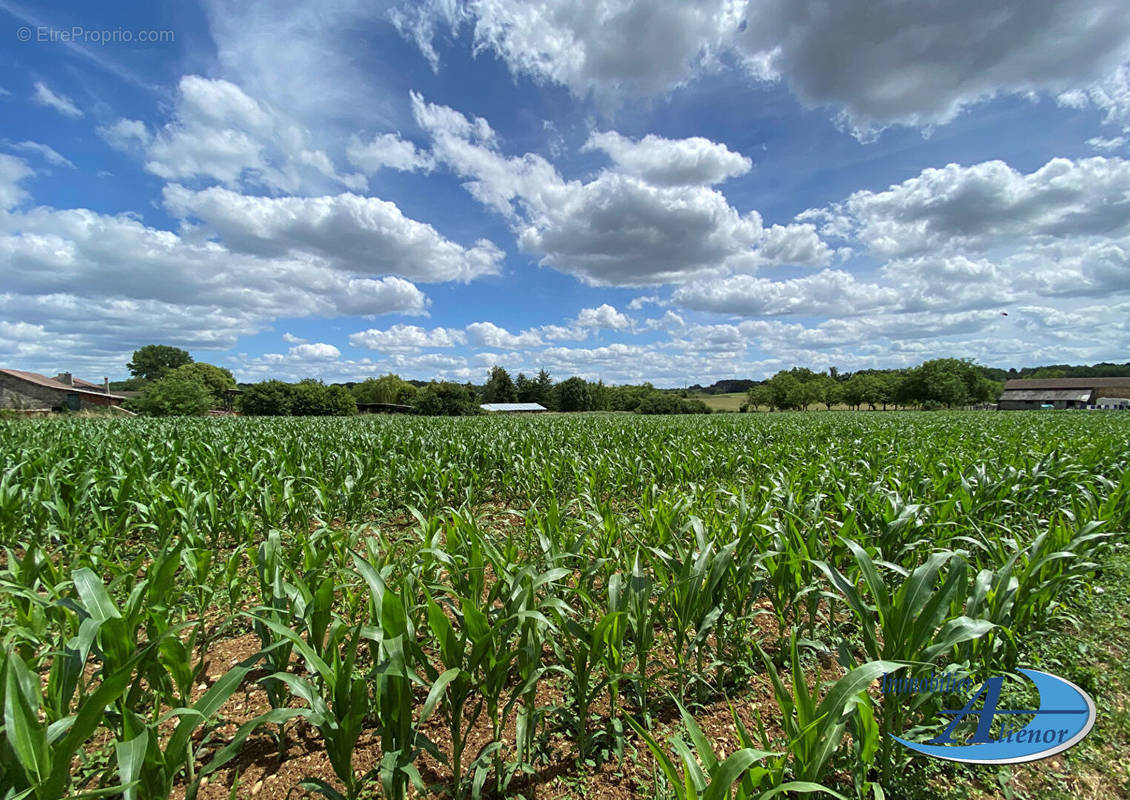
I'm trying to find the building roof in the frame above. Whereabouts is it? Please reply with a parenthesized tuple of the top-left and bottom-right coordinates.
(999, 389, 1093, 402)
(71, 376, 103, 390)
(1002, 377, 1130, 390)
(480, 402, 547, 412)
(0, 369, 126, 400)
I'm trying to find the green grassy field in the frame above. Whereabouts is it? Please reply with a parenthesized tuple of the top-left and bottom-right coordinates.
(687, 391, 748, 411)
(1, 412, 1127, 800)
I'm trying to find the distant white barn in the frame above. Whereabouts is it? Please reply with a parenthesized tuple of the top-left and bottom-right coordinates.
(480, 402, 547, 413)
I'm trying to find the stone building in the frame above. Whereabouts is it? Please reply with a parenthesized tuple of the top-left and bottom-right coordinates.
(0, 369, 126, 412)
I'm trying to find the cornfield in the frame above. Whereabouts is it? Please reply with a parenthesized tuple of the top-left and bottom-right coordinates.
(1, 412, 1127, 799)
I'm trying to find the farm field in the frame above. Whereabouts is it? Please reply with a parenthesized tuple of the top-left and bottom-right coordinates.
(1, 412, 1129, 800)
(687, 392, 747, 412)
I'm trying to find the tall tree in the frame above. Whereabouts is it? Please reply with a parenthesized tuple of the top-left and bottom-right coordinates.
(482, 366, 518, 403)
(292, 379, 357, 416)
(533, 369, 554, 407)
(902, 358, 995, 408)
(767, 372, 802, 410)
(515, 373, 535, 402)
(555, 376, 593, 411)
(126, 345, 193, 382)
(818, 375, 841, 410)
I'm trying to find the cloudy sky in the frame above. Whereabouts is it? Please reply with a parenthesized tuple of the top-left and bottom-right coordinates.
(2, 0, 1129, 385)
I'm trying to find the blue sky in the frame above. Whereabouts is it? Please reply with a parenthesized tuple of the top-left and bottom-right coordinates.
(2, 0, 1129, 385)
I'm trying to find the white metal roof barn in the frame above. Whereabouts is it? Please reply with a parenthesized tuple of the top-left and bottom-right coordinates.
(480, 403, 547, 413)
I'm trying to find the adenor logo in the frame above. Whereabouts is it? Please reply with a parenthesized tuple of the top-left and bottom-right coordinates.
(889, 669, 1096, 764)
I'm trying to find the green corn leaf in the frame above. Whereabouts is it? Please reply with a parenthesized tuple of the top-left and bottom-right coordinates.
(71, 568, 122, 623)
(4, 651, 49, 784)
(701, 749, 775, 800)
(114, 730, 147, 800)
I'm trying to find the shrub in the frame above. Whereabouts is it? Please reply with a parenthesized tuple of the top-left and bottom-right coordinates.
(240, 380, 296, 415)
(135, 373, 212, 416)
(291, 380, 357, 416)
(636, 392, 712, 415)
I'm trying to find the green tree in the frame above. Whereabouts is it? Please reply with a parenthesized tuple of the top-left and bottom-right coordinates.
(533, 369, 555, 408)
(239, 380, 296, 415)
(856, 373, 884, 410)
(291, 379, 357, 416)
(126, 344, 193, 381)
(876, 371, 904, 410)
(324, 385, 357, 415)
(413, 382, 481, 416)
(902, 358, 994, 409)
(636, 392, 711, 414)
(555, 376, 593, 412)
(515, 373, 535, 402)
(166, 362, 236, 407)
(767, 372, 802, 410)
(353, 374, 416, 405)
(745, 383, 772, 411)
(608, 382, 655, 412)
(135, 372, 211, 416)
(590, 379, 612, 411)
(841, 374, 865, 410)
(818, 375, 841, 410)
(797, 378, 823, 411)
(482, 366, 518, 403)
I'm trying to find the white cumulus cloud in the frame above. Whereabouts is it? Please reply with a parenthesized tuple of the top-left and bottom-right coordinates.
(583, 131, 751, 186)
(289, 342, 341, 360)
(163, 184, 504, 283)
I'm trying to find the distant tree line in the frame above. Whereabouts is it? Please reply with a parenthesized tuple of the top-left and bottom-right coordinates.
(981, 362, 1130, 381)
(742, 359, 1002, 412)
(122, 344, 1120, 417)
(388, 367, 711, 416)
(686, 379, 757, 395)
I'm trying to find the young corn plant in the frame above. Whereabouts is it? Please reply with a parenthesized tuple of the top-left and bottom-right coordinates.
(424, 591, 487, 800)
(815, 541, 993, 786)
(249, 531, 297, 760)
(501, 563, 569, 771)
(461, 594, 521, 798)
(0, 544, 66, 661)
(757, 633, 901, 791)
(558, 599, 624, 764)
(650, 521, 734, 700)
(352, 552, 460, 800)
(624, 550, 659, 715)
(626, 698, 842, 800)
(2, 643, 148, 800)
(815, 540, 994, 666)
(109, 657, 269, 800)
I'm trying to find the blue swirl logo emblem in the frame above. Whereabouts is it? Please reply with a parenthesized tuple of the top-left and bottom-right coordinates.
(890, 669, 1096, 764)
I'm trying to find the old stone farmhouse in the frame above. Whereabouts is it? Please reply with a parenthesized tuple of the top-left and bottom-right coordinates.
(0, 369, 126, 412)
